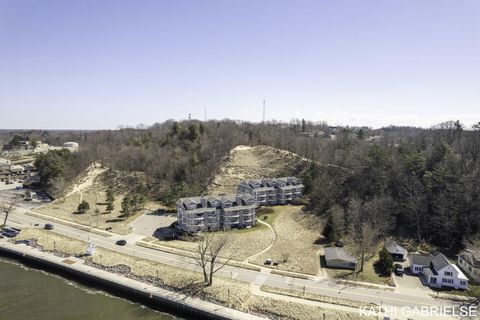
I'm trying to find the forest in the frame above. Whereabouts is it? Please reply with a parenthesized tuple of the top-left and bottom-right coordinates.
(2, 119, 479, 255)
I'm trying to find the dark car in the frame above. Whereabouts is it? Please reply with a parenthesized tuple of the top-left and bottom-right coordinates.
(44, 223, 54, 230)
(394, 263, 404, 276)
(1, 230, 18, 238)
(116, 240, 127, 246)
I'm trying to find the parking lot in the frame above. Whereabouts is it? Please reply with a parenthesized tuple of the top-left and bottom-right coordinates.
(129, 210, 176, 237)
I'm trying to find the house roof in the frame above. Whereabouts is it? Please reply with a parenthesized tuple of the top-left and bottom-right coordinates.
(421, 266, 437, 277)
(385, 239, 408, 255)
(178, 194, 257, 210)
(410, 253, 434, 266)
(324, 247, 356, 263)
(431, 253, 450, 271)
(458, 249, 480, 268)
(451, 264, 469, 280)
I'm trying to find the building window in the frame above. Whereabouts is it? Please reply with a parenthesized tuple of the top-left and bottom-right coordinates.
(444, 271, 452, 276)
(460, 281, 466, 286)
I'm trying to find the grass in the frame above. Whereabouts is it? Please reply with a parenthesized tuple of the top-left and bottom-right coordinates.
(33, 169, 148, 235)
(251, 205, 322, 275)
(15, 228, 370, 320)
(430, 281, 480, 299)
(260, 285, 377, 309)
(325, 245, 394, 287)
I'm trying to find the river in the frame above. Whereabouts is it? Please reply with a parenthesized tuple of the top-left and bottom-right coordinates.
(0, 256, 183, 320)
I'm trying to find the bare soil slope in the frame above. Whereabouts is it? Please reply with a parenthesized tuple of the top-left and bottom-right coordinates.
(207, 145, 308, 195)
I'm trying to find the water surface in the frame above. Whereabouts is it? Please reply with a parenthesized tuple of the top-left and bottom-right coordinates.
(0, 257, 182, 320)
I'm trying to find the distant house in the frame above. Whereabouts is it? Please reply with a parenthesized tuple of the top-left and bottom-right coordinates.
(237, 177, 304, 206)
(458, 249, 480, 284)
(176, 194, 257, 233)
(324, 247, 357, 270)
(410, 252, 468, 289)
(384, 239, 408, 261)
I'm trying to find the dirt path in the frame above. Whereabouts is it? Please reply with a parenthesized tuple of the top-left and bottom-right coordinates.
(65, 163, 107, 198)
(243, 220, 277, 264)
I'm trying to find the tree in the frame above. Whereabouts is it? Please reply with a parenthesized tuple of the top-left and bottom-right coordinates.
(106, 200, 114, 212)
(105, 188, 115, 203)
(350, 222, 379, 273)
(322, 205, 345, 242)
(193, 230, 233, 286)
(1, 199, 16, 226)
(376, 247, 394, 275)
(77, 200, 90, 214)
(121, 196, 132, 217)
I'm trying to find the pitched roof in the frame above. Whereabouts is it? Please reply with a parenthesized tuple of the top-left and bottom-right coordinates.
(410, 253, 434, 266)
(324, 247, 356, 263)
(459, 248, 480, 266)
(431, 253, 450, 271)
(421, 266, 437, 277)
(385, 239, 408, 255)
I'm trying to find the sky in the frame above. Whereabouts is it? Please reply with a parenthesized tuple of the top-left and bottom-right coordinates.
(0, 0, 479, 130)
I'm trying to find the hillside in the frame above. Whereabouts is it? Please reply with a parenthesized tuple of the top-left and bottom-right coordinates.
(207, 145, 309, 195)
(34, 164, 153, 235)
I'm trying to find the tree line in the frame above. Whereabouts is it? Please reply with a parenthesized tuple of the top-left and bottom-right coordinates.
(25, 119, 480, 255)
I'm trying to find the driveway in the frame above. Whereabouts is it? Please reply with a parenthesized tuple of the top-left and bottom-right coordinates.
(393, 263, 433, 295)
(129, 211, 176, 237)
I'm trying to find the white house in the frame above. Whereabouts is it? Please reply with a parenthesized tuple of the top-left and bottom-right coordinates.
(410, 253, 468, 290)
(458, 249, 480, 284)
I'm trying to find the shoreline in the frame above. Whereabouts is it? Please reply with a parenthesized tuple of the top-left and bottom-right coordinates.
(0, 240, 266, 320)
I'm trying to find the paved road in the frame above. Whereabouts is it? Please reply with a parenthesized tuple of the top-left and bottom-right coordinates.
(0, 203, 465, 315)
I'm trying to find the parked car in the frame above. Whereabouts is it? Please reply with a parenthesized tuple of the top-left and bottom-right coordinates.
(116, 240, 127, 246)
(44, 223, 54, 230)
(1, 229, 18, 238)
(394, 263, 404, 276)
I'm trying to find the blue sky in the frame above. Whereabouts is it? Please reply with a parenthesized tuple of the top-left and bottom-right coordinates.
(1, 0, 479, 129)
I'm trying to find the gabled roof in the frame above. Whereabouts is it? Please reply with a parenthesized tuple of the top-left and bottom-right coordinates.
(324, 247, 356, 263)
(421, 266, 437, 277)
(431, 253, 450, 271)
(385, 239, 408, 255)
(410, 253, 434, 266)
(458, 249, 480, 268)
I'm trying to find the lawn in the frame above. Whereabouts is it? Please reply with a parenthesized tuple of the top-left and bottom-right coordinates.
(324, 245, 393, 286)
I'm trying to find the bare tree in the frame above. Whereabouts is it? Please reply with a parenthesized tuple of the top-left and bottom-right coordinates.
(193, 229, 233, 286)
(350, 222, 379, 273)
(1, 198, 16, 227)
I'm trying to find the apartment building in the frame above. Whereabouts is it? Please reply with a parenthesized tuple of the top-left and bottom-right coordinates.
(237, 177, 304, 206)
(176, 194, 257, 233)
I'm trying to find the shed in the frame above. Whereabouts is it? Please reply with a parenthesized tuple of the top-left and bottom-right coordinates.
(324, 247, 357, 270)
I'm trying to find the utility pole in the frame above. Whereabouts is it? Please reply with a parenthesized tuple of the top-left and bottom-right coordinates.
(188, 113, 191, 121)
(204, 106, 207, 122)
(262, 99, 266, 123)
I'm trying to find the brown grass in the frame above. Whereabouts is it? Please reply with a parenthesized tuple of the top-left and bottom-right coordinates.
(251, 205, 322, 275)
(153, 224, 274, 262)
(16, 228, 370, 320)
(34, 169, 148, 235)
